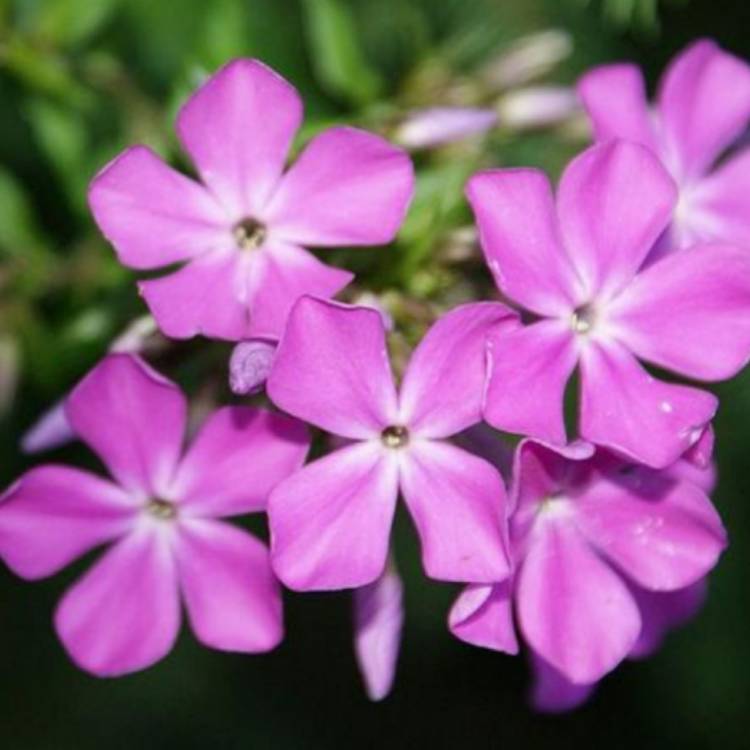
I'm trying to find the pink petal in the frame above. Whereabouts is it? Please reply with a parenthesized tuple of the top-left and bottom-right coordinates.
(467, 169, 579, 315)
(575, 469, 727, 591)
(610, 244, 750, 381)
(558, 141, 677, 299)
(245, 242, 353, 340)
(448, 582, 518, 654)
(658, 39, 750, 181)
(65, 354, 187, 494)
(577, 63, 657, 151)
(139, 251, 253, 341)
(629, 578, 707, 659)
(354, 563, 404, 701)
(177, 519, 283, 652)
(693, 148, 750, 246)
(484, 320, 577, 445)
(88, 146, 229, 269)
(579, 343, 717, 469)
(173, 406, 309, 518)
(516, 520, 641, 684)
(267, 297, 398, 439)
(0, 466, 136, 579)
(55, 530, 180, 676)
(268, 442, 399, 590)
(399, 441, 510, 583)
(530, 655, 596, 713)
(21, 400, 75, 453)
(398, 302, 518, 438)
(264, 126, 414, 247)
(176, 59, 302, 217)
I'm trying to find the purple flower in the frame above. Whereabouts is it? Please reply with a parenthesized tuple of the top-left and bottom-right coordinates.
(89, 59, 414, 342)
(0, 354, 309, 676)
(266, 296, 518, 590)
(578, 39, 750, 250)
(449, 439, 726, 694)
(468, 139, 750, 468)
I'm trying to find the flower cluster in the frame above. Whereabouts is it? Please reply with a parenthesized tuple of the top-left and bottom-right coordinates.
(3, 40, 750, 710)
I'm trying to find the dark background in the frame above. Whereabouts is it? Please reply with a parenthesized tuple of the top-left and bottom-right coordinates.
(1, 1, 749, 747)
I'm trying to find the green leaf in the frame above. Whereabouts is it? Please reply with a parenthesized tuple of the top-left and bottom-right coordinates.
(301, 0, 383, 105)
(32, 0, 121, 48)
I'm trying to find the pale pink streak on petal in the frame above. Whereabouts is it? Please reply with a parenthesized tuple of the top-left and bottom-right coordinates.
(54, 530, 181, 677)
(448, 582, 518, 654)
(467, 169, 580, 315)
(65, 354, 187, 495)
(0, 466, 136, 579)
(267, 297, 398, 439)
(577, 63, 657, 150)
(530, 655, 597, 713)
(398, 302, 518, 438)
(354, 563, 404, 701)
(484, 320, 577, 445)
(139, 251, 255, 342)
(558, 141, 677, 299)
(176, 59, 302, 216)
(517, 520, 641, 684)
(658, 39, 750, 181)
(246, 242, 353, 340)
(399, 441, 510, 583)
(265, 126, 414, 247)
(88, 146, 230, 270)
(579, 343, 717, 469)
(575, 469, 726, 591)
(177, 519, 283, 653)
(269, 442, 399, 591)
(609, 244, 750, 381)
(173, 407, 309, 518)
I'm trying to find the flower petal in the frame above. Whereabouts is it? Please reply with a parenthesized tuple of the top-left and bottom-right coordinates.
(577, 63, 657, 150)
(484, 320, 577, 445)
(177, 519, 282, 653)
(398, 302, 518, 438)
(448, 582, 519, 654)
(517, 520, 641, 684)
(267, 297, 398, 439)
(65, 354, 187, 494)
(467, 168, 579, 315)
(609, 244, 750, 381)
(88, 146, 229, 270)
(0, 466, 136, 579)
(265, 126, 414, 247)
(173, 406, 309, 518)
(579, 343, 717, 469)
(139, 251, 253, 341)
(268, 443, 399, 591)
(658, 39, 750, 181)
(399, 441, 510, 583)
(575, 468, 726, 591)
(354, 563, 404, 701)
(54, 530, 180, 676)
(558, 141, 677, 299)
(21, 399, 75, 453)
(246, 242, 353, 340)
(530, 655, 596, 713)
(176, 59, 302, 217)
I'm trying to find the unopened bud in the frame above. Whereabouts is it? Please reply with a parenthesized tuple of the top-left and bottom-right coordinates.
(395, 107, 498, 150)
(498, 86, 578, 130)
(229, 339, 277, 395)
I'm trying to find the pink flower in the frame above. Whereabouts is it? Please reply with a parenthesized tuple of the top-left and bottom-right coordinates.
(578, 39, 750, 250)
(266, 295, 518, 590)
(89, 59, 414, 342)
(449, 439, 726, 696)
(468, 139, 750, 468)
(0, 354, 309, 676)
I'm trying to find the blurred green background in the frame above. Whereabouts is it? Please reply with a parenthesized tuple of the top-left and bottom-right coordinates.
(1, 0, 750, 747)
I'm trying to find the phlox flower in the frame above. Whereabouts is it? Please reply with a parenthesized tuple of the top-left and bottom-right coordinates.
(468, 139, 750, 468)
(449, 438, 726, 702)
(0, 354, 309, 676)
(266, 295, 518, 590)
(578, 39, 750, 251)
(89, 59, 414, 342)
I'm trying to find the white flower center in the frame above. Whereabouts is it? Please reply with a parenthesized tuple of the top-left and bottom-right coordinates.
(146, 498, 178, 520)
(570, 304, 597, 335)
(233, 218, 267, 251)
(381, 425, 409, 449)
